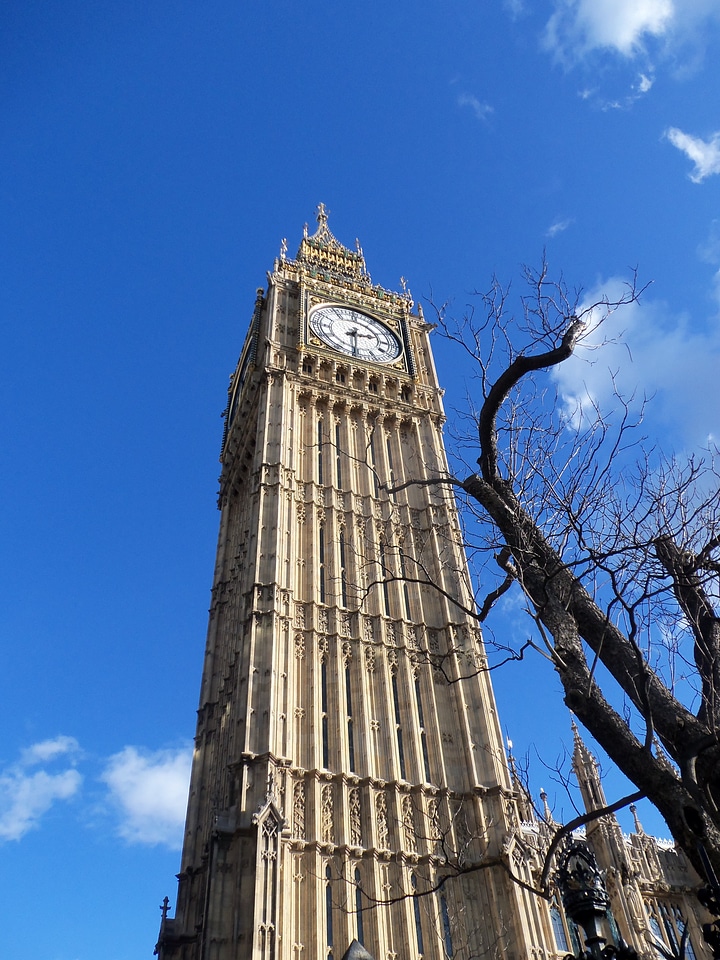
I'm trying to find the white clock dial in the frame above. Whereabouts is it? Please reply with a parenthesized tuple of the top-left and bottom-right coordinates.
(309, 305, 402, 364)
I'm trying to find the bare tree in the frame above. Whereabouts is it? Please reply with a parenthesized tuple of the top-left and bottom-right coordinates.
(396, 263, 720, 882)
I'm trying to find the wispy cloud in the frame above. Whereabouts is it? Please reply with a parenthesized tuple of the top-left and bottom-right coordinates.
(503, 0, 526, 20)
(543, 0, 720, 72)
(665, 128, 720, 182)
(544, 0, 674, 60)
(546, 217, 573, 238)
(0, 737, 82, 841)
(698, 219, 720, 309)
(458, 93, 494, 123)
(101, 744, 192, 848)
(551, 277, 720, 447)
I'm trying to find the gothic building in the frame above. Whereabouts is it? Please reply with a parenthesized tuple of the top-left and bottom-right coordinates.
(155, 208, 709, 960)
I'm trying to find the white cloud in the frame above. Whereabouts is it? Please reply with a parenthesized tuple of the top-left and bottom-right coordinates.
(543, 0, 720, 69)
(458, 93, 494, 123)
(637, 72, 655, 92)
(102, 744, 192, 848)
(551, 278, 720, 447)
(665, 127, 720, 182)
(544, 0, 674, 59)
(546, 217, 573, 238)
(0, 738, 82, 841)
(20, 735, 80, 766)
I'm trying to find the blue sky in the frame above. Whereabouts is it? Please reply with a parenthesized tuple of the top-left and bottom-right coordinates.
(2, 2, 720, 957)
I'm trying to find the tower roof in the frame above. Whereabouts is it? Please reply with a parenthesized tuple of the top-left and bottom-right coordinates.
(294, 203, 371, 284)
(341, 940, 377, 960)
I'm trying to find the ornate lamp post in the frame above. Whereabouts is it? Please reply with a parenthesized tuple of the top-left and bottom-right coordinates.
(556, 842, 638, 960)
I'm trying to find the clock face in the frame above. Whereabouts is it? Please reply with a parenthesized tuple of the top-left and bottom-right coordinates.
(309, 304, 402, 364)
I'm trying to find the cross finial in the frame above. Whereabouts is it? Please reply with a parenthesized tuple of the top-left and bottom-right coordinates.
(316, 202, 328, 224)
(160, 896, 170, 921)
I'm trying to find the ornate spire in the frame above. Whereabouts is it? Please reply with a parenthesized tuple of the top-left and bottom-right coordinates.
(629, 803, 645, 835)
(294, 203, 371, 283)
(571, 719, 607, 812)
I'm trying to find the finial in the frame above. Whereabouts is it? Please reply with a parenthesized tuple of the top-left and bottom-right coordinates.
(280, 237, 287, 260)
(316, 202, 328, 224)
(303, 222, 308, 238)
(630, 803, 644, 834)
(160, 896, 170, 921)
(540, 788, 553, 822)
(417, 303, 424, 321)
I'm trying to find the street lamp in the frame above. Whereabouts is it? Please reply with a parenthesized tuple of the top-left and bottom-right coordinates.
(556, 841, 638, 960)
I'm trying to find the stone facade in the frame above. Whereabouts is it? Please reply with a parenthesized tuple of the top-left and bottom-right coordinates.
(155, 208, 709, 960)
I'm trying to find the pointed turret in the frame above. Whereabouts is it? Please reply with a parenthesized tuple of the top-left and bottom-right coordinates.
(294, 202, 371, 283)
(571, 719, 608, 813)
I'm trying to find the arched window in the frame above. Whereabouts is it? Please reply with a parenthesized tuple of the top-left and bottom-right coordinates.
(411, 873, 424, 956)
(325, 864, 334, 954)
(354, 868, 364, 945)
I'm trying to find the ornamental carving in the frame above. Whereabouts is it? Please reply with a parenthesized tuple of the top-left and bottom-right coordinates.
(402, 796, 417, 853)
(376, 791, 390, 850)
(295, 604, 306, 629)
(349, 787, 362, 846)
(365, 646, 376, 673)
(342, 642, 353, 666)
(292, 781, 305, 839)
(294, 633, 306, 659)
(321, 784, 334, 844)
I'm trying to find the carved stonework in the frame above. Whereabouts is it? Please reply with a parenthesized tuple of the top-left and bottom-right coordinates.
(349, 787, 362, 846)
(364, 618, 374, 642)
(342, 642, 352, 666)
(318, 609, 329, 633)
(294, 632, 306, 659)
(295, 604, 306, 629)
(293, 781, 305, 839)
(376, 791, 390, 849)
(365, 646, 376, 673)
(321, 784, 334, 844)
(402, 796, 417, 853)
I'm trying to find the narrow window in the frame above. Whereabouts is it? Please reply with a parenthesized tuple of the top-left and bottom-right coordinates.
(411, 873, 425, 956)
(440, 895, 454, 958)
(369, 431, 379, 497)
(551, 905, 569, 953)
(335, 423, 343, 488)
(355, 868, 364, 945)
(346, 663, 355, 772)
(386, 436, 397, 501)
(325, 865, 334, 954)
(379, 540, 390, 616)
(321, 659, 329, 769)
(339, 531, 348, 608)
(392, 671, 406, 780)
(319, 526, 326, 605)
(399, 547, 411, 620)
(415, 677, 431, 783)
(317, 418, 324, 485)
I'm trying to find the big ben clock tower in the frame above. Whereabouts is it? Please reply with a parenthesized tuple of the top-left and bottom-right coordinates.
(156, 207, 555, 960)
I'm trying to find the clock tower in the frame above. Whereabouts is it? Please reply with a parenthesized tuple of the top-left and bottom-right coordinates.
(156, 207, 555, 960)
